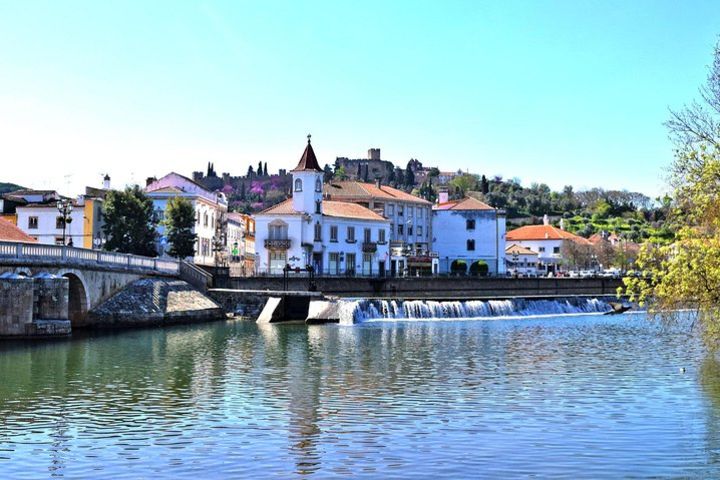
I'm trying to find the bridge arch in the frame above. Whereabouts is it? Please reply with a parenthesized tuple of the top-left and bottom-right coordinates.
(59, 270, 90, 327)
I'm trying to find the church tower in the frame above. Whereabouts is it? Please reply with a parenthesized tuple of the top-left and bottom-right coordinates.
(291, 135, 324, 215)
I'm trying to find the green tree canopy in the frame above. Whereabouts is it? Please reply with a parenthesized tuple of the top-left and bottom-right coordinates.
(164, 196, 197, 259)
(102, 185, 157, 256)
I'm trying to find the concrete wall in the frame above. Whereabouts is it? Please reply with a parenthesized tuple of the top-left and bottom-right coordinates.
(219, 276, 624, 299)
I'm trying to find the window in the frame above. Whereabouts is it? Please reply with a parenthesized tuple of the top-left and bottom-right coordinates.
(28, 217, 38, 229)
(417, 226, 423, 236)
(269, 251, 287, 275)
(315, 201, 321, 214)
(203, 213, 208, 227)
(538, 247, 546, 253)
(378, 229, 386, 243)
(408, 206, 414, 217)
(54, 237, 64, 245)
(362, 253, 372, 275)
(346, 253, 356, 274)
(387, 205, 395, 216)
(55, 216, 65, 229)
(269, 222, 288, 240)
(347, 226, 355, 242)
(330, 225, 338, 242)
(154, 209, 165, 222)
(553, 246, 560, 254)
(314, 222, 322, 241)
(364, 228, 371, 243)
(329, 252, 340, 275)
(466, 219, 476, 230)
(398, 205, 404, 216)
(315, 177, 322, 192)
(408, 226, 413, 236)
(398, 224, 404, 235)
(467, 239, 475, 251)
(294, 178, 303, 192)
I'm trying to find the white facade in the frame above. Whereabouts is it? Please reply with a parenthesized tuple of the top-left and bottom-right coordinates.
(16, 204, 84, 246)
(504, 238, 563, 272)
(146, 173, 228, 266)
(254, 140, 391, 276)
(432, 197, 506, 275)
(505, 245, 539, 276)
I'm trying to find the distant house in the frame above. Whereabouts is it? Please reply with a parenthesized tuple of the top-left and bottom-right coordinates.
(505, 215, 592, 273)
(324, 180, 433, 275)
(432, 192, 506, 276)
(145, 172, 228, 266)
(505, 244, 539, 276)
(227, 212, 255, 276)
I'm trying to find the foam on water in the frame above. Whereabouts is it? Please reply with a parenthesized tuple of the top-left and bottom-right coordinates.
(339, 297, 612, 325)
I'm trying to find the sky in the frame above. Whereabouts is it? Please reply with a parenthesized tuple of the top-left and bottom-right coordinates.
(0, 1, 719, 198)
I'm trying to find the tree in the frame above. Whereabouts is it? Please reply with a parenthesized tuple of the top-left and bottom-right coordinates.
(102, 185, 157, 256)
(428, 167, 440, 178)
(480, 175, 489, 194)
(334, 165, 349, 180)
(323, 164, 334, 183)
(263, 162, 268, 176)
(405, 164, 415, 188)
(247, 165, 254, 177)
(258, 161, 263, 176)
(164, 196, 197, 259)
(449, 174, 478, 196)
(624, 40, 720, 345)
(666, 40, 720, 150)
(561, 240, 593, 270)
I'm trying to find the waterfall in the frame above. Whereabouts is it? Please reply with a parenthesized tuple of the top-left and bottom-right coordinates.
(339, 297, 615, 325)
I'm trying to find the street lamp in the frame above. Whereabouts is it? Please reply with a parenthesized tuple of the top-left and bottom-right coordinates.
(56, 199, 73, 246)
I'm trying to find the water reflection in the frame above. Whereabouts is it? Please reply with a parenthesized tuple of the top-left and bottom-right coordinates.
(0, 315, 717, 478)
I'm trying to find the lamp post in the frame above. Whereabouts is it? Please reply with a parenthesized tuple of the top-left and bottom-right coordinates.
(56, 199, 73, 246)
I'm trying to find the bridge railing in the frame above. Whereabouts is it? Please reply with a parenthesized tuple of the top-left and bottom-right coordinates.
(0, 241, 180, 274)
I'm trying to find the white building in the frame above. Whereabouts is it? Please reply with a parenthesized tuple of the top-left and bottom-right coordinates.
(432, 193, 507, 275)
(145, 172, 228, 266)
(324, 180, 433, 275)
(505, 244, 539, 276)
(505, 216, 592, 274)
(255, 137, 391, 276)
(226, 212, 256, 276)
(11, 190, 85, 246)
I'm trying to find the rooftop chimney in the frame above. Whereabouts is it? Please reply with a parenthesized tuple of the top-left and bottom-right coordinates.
(375, 178, 382, 188)
(543, 214, 549, 226)
(146, 177, 157, 187)
(103, 174, 111, 190)
(559, 218, 565, 230)
(438, 189, 449, 204)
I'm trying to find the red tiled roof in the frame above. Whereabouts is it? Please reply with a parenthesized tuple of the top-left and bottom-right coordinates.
(434, 197, 495, 211)
(322, 201, 388, 221)
(506, 224, 592, 245)
(324, 181, 431, 205)
(505, 244, 538, 256)
(0, 218, 37, 243)
(256, 198, 387, 221)
(291, 139, 323, 172)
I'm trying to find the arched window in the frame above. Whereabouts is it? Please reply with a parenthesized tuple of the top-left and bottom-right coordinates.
(315, 177, 322, 192)
(314, 222, 322, 241)
(294, 178, 303, 192)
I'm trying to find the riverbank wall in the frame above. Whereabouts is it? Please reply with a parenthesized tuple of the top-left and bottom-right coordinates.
(217, 276, 623, 299)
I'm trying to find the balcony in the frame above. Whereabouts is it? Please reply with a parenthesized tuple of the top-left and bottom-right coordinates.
(362, 242, 377, 253)
(264, 238, 291, 250)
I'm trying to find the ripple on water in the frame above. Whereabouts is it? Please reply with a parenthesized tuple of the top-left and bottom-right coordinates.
(0, 314, 714, 478)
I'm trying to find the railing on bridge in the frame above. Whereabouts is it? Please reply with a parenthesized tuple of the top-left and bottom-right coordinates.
(0, 241, 180, 274)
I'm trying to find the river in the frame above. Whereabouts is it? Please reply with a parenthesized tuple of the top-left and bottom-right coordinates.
(0, 313, 717, 478)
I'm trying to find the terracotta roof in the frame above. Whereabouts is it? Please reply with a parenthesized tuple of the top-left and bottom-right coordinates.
(0, 218, 37, 243)
(256, 198, 387, 222)
(505, 244, 538, 256)
(434, 197, 495, 211)
(256, 199, 303, 216)
(291, 138, 323, 172)
(506, 224, 592, 245)
(324, 181, 431, 205)
(322, 201, 388, 221)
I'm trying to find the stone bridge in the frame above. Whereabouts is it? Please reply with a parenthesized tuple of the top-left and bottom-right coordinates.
(0, 241, 211, 328)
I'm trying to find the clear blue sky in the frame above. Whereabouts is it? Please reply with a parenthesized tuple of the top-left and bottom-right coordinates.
(0, 0, 718, 198)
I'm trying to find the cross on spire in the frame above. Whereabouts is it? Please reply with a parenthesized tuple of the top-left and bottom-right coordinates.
(307, 133, 312, 144)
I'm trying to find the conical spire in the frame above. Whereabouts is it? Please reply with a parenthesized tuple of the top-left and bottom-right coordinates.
(291, 134, 323, 172)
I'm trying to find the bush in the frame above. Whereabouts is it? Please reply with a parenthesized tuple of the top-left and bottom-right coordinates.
(450, 260, 467, 275)
(470, 260, 489, 277)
